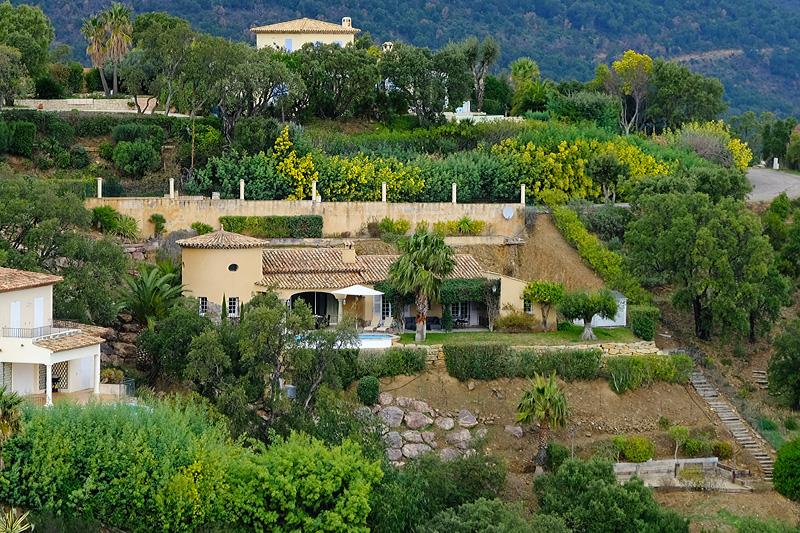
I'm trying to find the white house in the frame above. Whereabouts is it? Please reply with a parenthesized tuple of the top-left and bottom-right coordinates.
(250, 17, 360, 52)
(0, 267, 103, 405)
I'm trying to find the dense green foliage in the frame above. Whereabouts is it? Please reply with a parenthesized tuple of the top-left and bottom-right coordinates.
(0, 400, 383, 531)
(534, 459, 689, 532)
(768, 320, 800, 409)
(773, 438, 800, 501)
(356, 348, 427, 379)
(629, 305, 660, 341)
(605, 354, 694, 393)
(357, 375, 380, 405)
(444, 344, 602, 381)
(423, 498, 569, 533)
(613, 435, 656, 462)
(218, 215, 323, 238)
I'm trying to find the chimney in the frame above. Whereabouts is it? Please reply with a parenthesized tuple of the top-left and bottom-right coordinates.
(341, 241, 356, 263)
(342, 17, 352, 28)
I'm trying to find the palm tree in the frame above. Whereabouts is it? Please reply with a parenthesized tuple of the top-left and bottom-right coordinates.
(123, 267, 184, 329)
(516, 372, 568, 468)
(0, 386, 23, 470)
(81, 16, 110, 96)
(101, 3, 133, 95)
(388, 230, 455, 342)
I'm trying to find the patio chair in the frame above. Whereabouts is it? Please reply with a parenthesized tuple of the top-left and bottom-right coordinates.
(376, 319, 389, 332)
(363, 316, 379, 332)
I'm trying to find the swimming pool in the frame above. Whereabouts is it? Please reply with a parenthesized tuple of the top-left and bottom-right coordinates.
(358, 333, 395, 349)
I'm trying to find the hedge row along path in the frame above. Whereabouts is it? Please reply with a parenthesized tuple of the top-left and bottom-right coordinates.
(690, 370, 775, 481)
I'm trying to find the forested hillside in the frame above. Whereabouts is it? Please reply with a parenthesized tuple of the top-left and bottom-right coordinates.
(12, 0, 800, 115)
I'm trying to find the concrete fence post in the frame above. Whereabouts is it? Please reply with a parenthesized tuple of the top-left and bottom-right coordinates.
(381, 182, 387, 202)
(774, 157, 780, 170)
(169, 177, 175, 199)
(239, 179, 245, 200)
(520, 183, 526, 206)
(96, 177, 103, 199)
(451, 182, 457, 204)
(311, 181, 317, 202)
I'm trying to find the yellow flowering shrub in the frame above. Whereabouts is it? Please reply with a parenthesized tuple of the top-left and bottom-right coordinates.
(666, 120, 753, 172)
(597, 138, 673, 178)
(316, 153, 424, 201)
(271, 126, 318, 199)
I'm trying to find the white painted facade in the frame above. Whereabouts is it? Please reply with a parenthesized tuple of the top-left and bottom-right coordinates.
(573, 291, 628, 328)
(0, 277, 101, 404)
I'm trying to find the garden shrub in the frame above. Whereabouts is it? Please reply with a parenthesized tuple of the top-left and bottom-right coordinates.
(605, 354, 693, 393)
(187, 150, 290, 199)
(682, 437, 713, 458)
(580, 203, 632, 243)
(8, 121, 35, 157)
(98, 140, 114, 160)
(630, 305, 660, 341)
(712, 440, 733, 460)
(315, 152, 424, 201)
(191, 221, 213, 235)
(112, 140, 161, 178)
(357, 347, 427, 378)
(111, 122, 165, 150)
(34, 73, 64, 99)
(378, 217, 411, 237)
(546, 441, 571, 472)
(444, 343, 509, 380)
(785, 417, 798, 431)
(149, 213, 166, 237)
(357, 376, 380, 405)
(493, 308, 538, 332)
(551, 205, 649, 304)
(423, 498, 569, 533)
(232, 116, 281, 155)
(774, 438, 800, 501)
(218, 215, 323, 238)
(613, 435, 655, 462)
(510, 349, 602, 381)
(99, 367, 124, 384)
(369, 451, 506, 533)
(0, 121, 9, 153)
(433, 217, 487, 236)
(68, 145, 91, 169)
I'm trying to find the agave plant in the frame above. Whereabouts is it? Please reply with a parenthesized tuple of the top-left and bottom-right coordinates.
(123, 267, 184, 329)
(0, 508, 32, 533)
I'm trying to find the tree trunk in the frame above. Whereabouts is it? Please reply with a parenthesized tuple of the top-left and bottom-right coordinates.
(415, 292, 429, 342)
(540, 305, 550, 331)
(112, 63, 118, 95)
(692, 297, 712, 340)
(536, 423, 550, 466)
(580, 321, 596, 341)
(99, 67, 110, 97)
(748, 312, 757, 343)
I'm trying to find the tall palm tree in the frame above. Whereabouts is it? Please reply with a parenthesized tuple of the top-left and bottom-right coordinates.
(81, 16, 110, 96)
(123, 268, 184, 329)
(0, 386, 23, 470)
(101, 3, 133, 95)
(516, 372, 568, 468)
(388, 230, 455, 342)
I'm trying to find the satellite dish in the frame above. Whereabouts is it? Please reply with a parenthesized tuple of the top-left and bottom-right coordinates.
(502, 207, 515, 220)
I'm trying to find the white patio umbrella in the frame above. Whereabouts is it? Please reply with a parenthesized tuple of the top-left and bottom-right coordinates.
(331, 284, 384, 296)
(332, 285, 385, 329)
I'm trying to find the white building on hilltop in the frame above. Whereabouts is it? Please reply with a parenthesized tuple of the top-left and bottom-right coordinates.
(250, 17, 360, 52)
(0, 267, 103, 405)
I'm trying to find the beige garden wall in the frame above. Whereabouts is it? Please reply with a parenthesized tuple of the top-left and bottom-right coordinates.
(84, 197, 526, 239)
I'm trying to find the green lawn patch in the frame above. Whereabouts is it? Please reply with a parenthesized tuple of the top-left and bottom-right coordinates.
(397, 324, 638, 346)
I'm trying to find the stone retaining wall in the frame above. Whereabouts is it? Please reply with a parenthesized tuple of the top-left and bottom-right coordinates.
(401, 340, 663, 367)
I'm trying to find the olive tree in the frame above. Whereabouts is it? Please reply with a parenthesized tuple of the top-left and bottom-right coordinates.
(558, 290, 617, 341)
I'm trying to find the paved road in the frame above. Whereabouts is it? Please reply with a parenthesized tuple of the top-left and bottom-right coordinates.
(747, 168, 800, 202)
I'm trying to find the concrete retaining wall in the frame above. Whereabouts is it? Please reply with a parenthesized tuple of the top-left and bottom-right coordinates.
(84, 197, 526, 238)
(15, 97, 157, 113)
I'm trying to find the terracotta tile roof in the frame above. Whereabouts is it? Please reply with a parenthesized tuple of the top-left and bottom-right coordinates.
(176, 229, 266, 250)
(251, 17, 360, 34)
(257, 249, 486, 289)
(0, 267, 61, 293)
(34, 331, 104, 353)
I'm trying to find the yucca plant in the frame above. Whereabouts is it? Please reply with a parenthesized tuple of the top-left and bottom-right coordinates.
(516, 372, 568, 468)
(0, 508, 32, 533)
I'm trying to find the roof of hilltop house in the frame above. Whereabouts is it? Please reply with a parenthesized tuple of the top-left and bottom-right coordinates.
(34, 331, 106, 352)
(250, 17, 360, 35)
(176, 229, 267, 250)
(257, 248, 485, 290)
(0, 267, 62, 293)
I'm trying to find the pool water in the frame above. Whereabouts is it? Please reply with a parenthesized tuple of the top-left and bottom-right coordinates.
(358, 333, 394, 349)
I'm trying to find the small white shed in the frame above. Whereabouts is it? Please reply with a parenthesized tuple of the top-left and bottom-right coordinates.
(572, 290, 627, 328)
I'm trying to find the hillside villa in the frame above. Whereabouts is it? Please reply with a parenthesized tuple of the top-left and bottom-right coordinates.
(251, 17, 360, 52)
(176, 229, 544, 330)
(0, 267, 103, 405)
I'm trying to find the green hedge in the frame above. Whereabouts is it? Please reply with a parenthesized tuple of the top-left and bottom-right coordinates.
(551, 206, 649, 304)
(356, 347, 427, 379)
(774, 438, 800, 501)
(218, 215, 323, 238)
(357, 376, 380, 405)
(605, 354, 693, 393)
(7, 121, 35, 157)
(630, 305, 660, 341)
(613, 435, 655, 462)
(444, 343, 602, 381)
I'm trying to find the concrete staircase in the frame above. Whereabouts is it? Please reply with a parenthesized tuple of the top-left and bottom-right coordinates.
(690, 371, 774, 481)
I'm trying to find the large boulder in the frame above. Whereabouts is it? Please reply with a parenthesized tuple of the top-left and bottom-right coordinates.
(378, 392, 394, 406)
(504, 425, 524, 439)
(402, 443, 433, 459)
(404, 411, 433, 430)
(396, 396, 414, 408)
(402, 430, 424, 443)
(458, 409, 478, 428)
(435, 417, 455, 430)
(412, 400, 433, 414)
(445, 429, 472, 449)
(386, 448, 403, 462)
(439, 447, 462, 461)
(379, 406, 405, 428)
(384, 431, 403, 449)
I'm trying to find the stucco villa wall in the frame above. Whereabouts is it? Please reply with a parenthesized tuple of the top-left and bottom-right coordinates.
(181, 247, 264, 307)
(255, 32, 354, 51)
(0, 285, 54, 329)
(84, 198, 526, 239)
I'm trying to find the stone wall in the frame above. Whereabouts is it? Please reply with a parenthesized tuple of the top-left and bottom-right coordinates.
(84, 197, 526, 239)
(403, 340, 664, 367)
(15, 97, 158, 113)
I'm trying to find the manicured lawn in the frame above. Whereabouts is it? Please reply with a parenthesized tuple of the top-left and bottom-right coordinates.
(397, 323, 639, 346)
